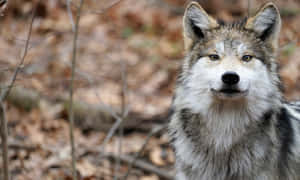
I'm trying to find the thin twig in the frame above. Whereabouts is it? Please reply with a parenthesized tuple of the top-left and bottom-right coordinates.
(68, 0, 84, 179)
(0, 3, 37, 180)
(247, 0, 251, 17)
(66, 0, 76, 32)
(99, 110, 128, 155)
(122, 125, 167, 180)
(97, 60, 130, 157)
(114, 61, 127, 180)
(0, 103, 9, 180)
(0, 2, 37, 102)
(104, 153, 173, 180)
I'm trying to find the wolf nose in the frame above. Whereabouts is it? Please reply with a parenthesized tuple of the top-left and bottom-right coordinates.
(222, 72, 240, 85)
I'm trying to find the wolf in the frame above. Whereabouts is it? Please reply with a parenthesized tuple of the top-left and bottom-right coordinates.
(168, 1, 300, 180)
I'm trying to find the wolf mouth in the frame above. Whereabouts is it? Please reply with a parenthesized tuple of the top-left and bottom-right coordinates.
(220, 88, 241, 94)
(211, 88, 248, 99)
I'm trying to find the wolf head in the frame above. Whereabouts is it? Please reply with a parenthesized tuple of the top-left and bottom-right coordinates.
(177, 2, 282, 110)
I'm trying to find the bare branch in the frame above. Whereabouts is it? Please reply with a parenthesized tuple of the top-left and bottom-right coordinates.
(247, 0, 251, 17)
(122, 125, 167, 180)
(0, 1, 37, 102)
(68, 0, 84, 179)
(0, 103, 9, 180)
(104, 152, 173, 180)
(66, 0, 76, 32)
(0, 3, 37, 180)
(99, 110, 129, 157)
(114, 61, 127, 179)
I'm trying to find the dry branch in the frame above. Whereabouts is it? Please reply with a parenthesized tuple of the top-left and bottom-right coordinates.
(68, 0, 84, 179)
(0, 2, 37, 180)
(0, 103, 9, 180)
(123, 125, 167, 179)
(0, 1, 36, 102)
(66, 0, 75, 32)
(114, 61, 128, 179)
(104, 153, 173, 180)
(247, 0, 251, 16)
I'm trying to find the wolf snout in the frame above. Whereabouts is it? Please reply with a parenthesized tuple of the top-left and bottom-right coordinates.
(222, 71, 240, 85)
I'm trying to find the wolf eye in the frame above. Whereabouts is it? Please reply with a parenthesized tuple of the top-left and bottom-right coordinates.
(208, 54, 220, 61)
(241, 55, 253, 62)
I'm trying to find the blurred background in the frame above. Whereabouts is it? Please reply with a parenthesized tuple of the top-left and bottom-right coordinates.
(0, 0, 300, 179)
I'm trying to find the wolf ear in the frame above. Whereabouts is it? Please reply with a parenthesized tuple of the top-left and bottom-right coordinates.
(183, 2, 219, 51)
(245, 2, 281, 49)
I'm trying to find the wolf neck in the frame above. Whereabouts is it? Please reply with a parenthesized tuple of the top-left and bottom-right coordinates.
(201, 100, 266, 151)
(174, 88, 281, 151)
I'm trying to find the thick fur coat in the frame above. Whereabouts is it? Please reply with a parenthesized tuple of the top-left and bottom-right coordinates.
(168, 2, 300, 180)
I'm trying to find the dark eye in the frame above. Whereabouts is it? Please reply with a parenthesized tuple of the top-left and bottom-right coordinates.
(241, 55, 253, 62)
(208, 54, 220, 61)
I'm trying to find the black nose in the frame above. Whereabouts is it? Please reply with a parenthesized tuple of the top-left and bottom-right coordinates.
(222, 72, 240, 85)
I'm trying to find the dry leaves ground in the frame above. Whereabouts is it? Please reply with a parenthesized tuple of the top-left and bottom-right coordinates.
(0, 0, 300, 179)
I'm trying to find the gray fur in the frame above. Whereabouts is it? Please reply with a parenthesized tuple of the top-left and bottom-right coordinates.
(169, 2, 300, 180)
